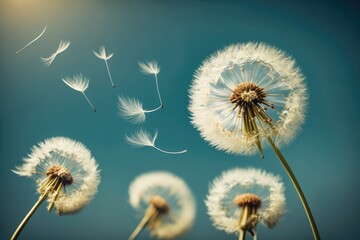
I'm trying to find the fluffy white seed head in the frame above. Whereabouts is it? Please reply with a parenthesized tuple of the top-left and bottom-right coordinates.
(41, 40, 70, 66)
(62, 73, 90, 92)
(13, 137, 100, 215)
(125, 129, 157, 148)
(139, 61, 160, 75)
(129, 171, 196, 239)
(117, 96, 146, 124)
(205, 168, 285, 233)
(93, 46, 113, 61)
(189, 42, 307, 155)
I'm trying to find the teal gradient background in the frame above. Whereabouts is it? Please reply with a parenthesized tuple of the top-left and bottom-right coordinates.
(1, 0, 359, 239)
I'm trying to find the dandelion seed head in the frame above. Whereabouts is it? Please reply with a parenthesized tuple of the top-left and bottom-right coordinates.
(12, 137, 100, 215)
(189, 42, 307, 155)
(93, 46, 113, 61)
(205, 168, 285, 233)
(117, 96, 146, 124)
(41, 40, 70, 67)
(139, 61, 160, 75)
(129, 171, 196, 239)
(62, 73, 89, 92)
(125, 129, 157, 148)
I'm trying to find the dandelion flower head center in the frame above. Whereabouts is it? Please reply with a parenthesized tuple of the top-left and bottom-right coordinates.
(150, 195, 169, 214)
(230, 82, 266, 106)
(46, 165, 73, 185)
(233, 193, 262, 208)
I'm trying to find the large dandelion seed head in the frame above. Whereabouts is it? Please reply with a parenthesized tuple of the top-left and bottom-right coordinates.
(129, 171, 196, 239)
(189, 42, 307, 155)
(13, 137, 100, 215)
(205, 168, 285, 233)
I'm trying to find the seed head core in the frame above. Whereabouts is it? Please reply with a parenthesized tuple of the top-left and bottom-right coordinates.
(230, 82, 266, 106)
(233, 193, 262, 208)
(150, 195, 169, 214)
(46, 165, 73, 185)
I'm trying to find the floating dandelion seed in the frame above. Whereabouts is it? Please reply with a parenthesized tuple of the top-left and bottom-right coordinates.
(11, 137, 100, 240)
(139, 61, 163, 108)
(118, 96, 163, 124)
(189, 42, 320, 239)
(62, 73, 96, 112)
(128, 171, 195, 239)
(94, 46, 115, 87)
(125, 129, 187, 154)
(16, 25, 47, 55)
(206, 168, 285, 240)
(41, 40, 70, 67)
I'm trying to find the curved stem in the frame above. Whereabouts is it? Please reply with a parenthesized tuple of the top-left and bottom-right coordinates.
(11, 193, 48, 240)
(16, 25, 47, 55)
(144, 105, 163, 113)
(104, 60, 115, 88)
(267, 136, 320, 240)
(128, 205, 158, 240)
(153, 146, 187, 155)
(154, 74, 163, 106)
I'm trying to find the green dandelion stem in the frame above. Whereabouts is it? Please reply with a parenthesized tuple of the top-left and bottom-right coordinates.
(267, 136, 320, 240)
(11, 192, 48, 240)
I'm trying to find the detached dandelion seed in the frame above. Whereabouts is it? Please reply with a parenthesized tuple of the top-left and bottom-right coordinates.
(62, 73, 96, 112)
(41, 40, 70, 67)
(16, 25, 47, 55)
(94, 46, 115, 87)
(206, 168, 285, 240)
(11, 137, 100, 240)
(125, 129, 187, 155)
(118, 96, 163, 124)
(139, 61, 163, 108)
(189, 42, 320, 239)
(128, 171, 195, 240)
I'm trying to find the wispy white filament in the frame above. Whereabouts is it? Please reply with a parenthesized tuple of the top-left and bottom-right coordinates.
(117, 96, 163, 124)
(16, 25, 47, 55)
(189, 42, 307, 155)
(139, 61, 163, 106)
(125, 129, 187, 154)
(13, 137, 100, 214)
(41, 40, 70, 67)
(129, 171, 196, 239)
(206, 168, 285, 233)
(62, 74, 96, 112)
(94, 46, 115, 87)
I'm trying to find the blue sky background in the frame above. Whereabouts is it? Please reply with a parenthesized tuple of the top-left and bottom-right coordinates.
(0, 0, 359, 239)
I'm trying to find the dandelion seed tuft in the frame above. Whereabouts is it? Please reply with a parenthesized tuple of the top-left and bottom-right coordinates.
(94, 46, 115, 87)
(139, 61, 160, 75)
(129, 171, 195, 239)
(41, 40, 70, 67)
(206, 168, 285, 238)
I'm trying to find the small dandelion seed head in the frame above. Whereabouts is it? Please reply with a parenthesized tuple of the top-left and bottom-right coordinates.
(189, 42, 307, 156)
(205, 168, 285, 233)
(129, 171, 196, 239)
(62, 73, 90, 92)
(139, 61, 160, 75)
(12, 137, 100, 215)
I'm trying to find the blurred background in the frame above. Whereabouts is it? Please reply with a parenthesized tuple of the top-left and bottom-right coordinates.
(0, 0, 359, 239)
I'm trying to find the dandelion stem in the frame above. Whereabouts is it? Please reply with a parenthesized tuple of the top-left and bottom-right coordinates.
(129, 205, 158, 240)
(267, 136, 320, 240)
(104, 60, 115, 88)
(238, 206, 249, 240)
(16, 25, 47, 55)
(144, 105, 163, 113)
(153, 146, 187, 155)
(11, 192, 48, 240)
(154, 74, 163, 107)
(82, 92, 96, 112)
